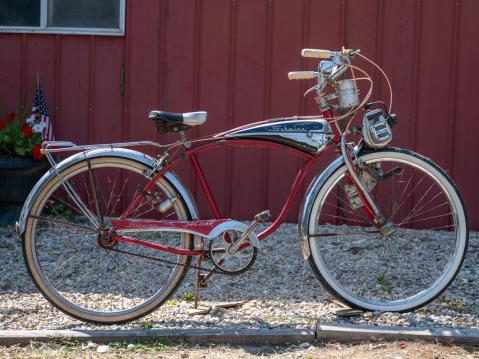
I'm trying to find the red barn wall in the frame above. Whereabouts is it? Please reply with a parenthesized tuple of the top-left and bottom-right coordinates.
(1, 0, 478, 227)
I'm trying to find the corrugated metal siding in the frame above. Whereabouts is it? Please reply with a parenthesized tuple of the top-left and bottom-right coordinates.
(1, 0, 478, 226)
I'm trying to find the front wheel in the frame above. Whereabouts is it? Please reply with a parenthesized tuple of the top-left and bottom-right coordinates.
(306, 148, 468, 312)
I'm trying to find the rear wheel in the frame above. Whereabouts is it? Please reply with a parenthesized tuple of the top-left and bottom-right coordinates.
(23, 156, 192, 324)
(307, 148, 468, 312)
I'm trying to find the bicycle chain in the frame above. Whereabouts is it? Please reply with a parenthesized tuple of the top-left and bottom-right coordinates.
(107, 246, 240, 275)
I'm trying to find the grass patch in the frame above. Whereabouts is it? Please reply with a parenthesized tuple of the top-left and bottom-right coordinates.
(376, 273, 393, 294)
(384, 284, 393, 294)
(139, 321, 154, 329)
(444, 299, 465, 313)
(165, 299, 178, 306)
(109, 339, 174, 353)
(46, 336, 82, 348)
(182, 291, 195, 302)
(7, 339, 178, 357)
(376, 273, 385, 285)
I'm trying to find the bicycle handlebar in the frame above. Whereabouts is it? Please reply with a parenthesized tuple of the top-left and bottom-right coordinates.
(301, 48, 335, 59)
(289, 48, 355, 80)
(288, 71, 318, 80)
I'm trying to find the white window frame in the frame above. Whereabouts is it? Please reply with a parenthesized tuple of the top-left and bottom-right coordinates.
(0, 0, 125, 36)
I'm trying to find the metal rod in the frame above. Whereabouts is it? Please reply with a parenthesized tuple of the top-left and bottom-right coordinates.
(42, 140, 177, 153)
(113, 234, 207, 256)
(258, 158, 315, 240)
(28, 215, 97, 232)
(44, 152, 99, 228)
(87, 159, 104, 230)
(189, 153, 222, 219)
(309, 230, 379, 238)
(340, 136, 383, 224)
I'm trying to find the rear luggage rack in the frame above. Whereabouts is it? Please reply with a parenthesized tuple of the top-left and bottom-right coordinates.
(41, 140, 168, 154)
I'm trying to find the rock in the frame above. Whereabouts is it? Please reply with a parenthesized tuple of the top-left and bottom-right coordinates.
(96, 345, 109, 353)
(82, 341, 97, 350)
(299, 342, 310, 349)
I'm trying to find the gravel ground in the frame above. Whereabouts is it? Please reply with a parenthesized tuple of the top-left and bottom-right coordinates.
(0, 224, 478, 331)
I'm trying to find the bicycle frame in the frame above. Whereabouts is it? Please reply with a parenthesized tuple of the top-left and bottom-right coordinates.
(108, 108, 378, 257)
(111, 138, 317, 254)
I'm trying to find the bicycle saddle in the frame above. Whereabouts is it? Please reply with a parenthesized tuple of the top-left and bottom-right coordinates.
(149, 110, 207, 133)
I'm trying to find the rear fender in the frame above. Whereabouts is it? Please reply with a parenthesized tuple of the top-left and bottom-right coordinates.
(16, 148, 199, 237)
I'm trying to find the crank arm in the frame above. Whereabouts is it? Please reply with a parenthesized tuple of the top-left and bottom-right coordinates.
(227, 210, 269, 254)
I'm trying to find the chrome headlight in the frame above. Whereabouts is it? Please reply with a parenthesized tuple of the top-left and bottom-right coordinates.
(362, 109, 392, 148)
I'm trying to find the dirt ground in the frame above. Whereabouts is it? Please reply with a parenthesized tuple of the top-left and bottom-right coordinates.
(1, 340, 478, 359)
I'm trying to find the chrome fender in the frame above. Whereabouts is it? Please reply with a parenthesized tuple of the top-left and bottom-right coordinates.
(16, 148, 199, 237)
(298, 155, 346, 261)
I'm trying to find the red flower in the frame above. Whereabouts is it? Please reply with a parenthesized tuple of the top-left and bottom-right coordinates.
(5, 112, 16, 122)
(32, 145, 44, 160)
(0, 119, 5, 130)
(21, 125, 33, 137)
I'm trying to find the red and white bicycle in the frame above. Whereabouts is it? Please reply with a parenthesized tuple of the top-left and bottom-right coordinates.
(18, 48, 468, 324)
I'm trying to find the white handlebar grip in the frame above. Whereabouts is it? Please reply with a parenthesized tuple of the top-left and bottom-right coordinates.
(301, 48, 332, 59)
(288, 71, 316, 80)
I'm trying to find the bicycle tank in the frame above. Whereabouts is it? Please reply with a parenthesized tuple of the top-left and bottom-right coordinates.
(223, 118, 334, 154)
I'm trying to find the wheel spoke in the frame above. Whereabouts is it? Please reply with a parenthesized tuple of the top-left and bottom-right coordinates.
(29, 215, 97, 232)
(309, 230, 379, 238)
(307, 151, 467, 312)
(24, 157, 192, 323)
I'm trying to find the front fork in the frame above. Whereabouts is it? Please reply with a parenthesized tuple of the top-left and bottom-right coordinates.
(340, 136, 396, 236)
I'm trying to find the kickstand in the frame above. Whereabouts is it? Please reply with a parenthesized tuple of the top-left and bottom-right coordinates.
(194, 255, 206, 309)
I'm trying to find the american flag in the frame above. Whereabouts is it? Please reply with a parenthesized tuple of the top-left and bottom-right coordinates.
(30, 85, 55, 141)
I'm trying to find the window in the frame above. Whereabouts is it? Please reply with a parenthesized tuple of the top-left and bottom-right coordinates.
(0, 0, 125, 36)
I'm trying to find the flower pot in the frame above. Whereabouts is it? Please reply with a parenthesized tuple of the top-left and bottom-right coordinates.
(0, 158, 50, 203)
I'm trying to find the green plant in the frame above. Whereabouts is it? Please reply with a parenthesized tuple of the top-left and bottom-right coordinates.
(140, 321, 153, 329)
(51, 201, 75, 220)
(0, 109, 43, 160)
(376, 273, 385, 285)
(384, 285, 393, 294)
(444, 299, 465, 313)
(107, 340, 175, 353)
(182, 291, 195, 302)
(376, 273, 392, 294)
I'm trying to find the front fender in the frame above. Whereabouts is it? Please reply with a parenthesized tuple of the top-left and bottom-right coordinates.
(16, 148, 199, 237)
(298, 155, 346, 261)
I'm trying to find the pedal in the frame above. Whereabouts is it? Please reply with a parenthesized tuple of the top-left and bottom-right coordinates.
(254, 210, 271, 223)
